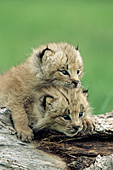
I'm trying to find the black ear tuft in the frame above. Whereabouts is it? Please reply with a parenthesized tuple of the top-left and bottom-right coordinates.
(82, 89, 89, 98)
(41, 95, 54, 110)
(75, 45, 79, 50)
(83, 89, 88, 93)
(39, 46, 53, 62)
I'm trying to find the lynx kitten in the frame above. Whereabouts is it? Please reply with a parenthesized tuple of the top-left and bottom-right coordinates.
(0, 42, 83, 141)
(25, 87, 94, 141)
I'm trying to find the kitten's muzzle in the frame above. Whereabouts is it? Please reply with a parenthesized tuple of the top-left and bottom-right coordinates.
(72, 80, 79, 87)
(66, 126, 81, 136)
(73, 125, 81, 131)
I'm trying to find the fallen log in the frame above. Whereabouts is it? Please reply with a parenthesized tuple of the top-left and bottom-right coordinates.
(0, 107, 113, 170)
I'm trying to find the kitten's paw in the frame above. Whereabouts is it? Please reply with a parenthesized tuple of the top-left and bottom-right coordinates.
(16, 127, 34, 142)
(82, 116, 95, 132)
(9, 126, 16, 135)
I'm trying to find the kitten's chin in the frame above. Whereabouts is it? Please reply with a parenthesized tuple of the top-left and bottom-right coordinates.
(62, 83, 78, 89)
(65, 127, 83, 137)
(65, 131, 79, 137)
(64, 82, 81, 89)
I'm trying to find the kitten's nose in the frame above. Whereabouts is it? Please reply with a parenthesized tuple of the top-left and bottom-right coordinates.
(72, 80, 79, 87)
(73, 125, 80, 131)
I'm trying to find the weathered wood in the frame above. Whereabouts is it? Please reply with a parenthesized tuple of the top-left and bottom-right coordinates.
(84, 154, 113, 170)
(0, 108, 67, 170)
(0, 108, 113, 170)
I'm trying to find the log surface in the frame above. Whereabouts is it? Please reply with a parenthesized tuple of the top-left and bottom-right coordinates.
(0, 108, 67, 170)
(0, 108, 113, 170)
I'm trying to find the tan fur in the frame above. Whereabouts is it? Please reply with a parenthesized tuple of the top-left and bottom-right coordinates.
(25, 87, 94, 138)
(0, 42, 83, 142)
(28, 42, 83, 88)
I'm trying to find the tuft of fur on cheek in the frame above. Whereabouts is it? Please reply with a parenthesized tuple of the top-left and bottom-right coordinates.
(51, 79, 75, 89)
(49, 117, 67, 131)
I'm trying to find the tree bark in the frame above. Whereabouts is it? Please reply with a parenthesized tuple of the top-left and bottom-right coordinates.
(0, 108, 113, 170)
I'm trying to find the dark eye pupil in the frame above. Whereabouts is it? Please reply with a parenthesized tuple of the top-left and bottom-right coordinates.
(62, 115, 70, 120)
(77, 70, 80, 74)
(79, 112, 83, 118)
(61, 70, 69, 75)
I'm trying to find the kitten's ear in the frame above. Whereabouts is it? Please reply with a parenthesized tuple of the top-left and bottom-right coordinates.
(75, 45, 79, 50)
(40, 94, 54, 110)
(82, 89, 89, 98)
(39, 46, 53, 62)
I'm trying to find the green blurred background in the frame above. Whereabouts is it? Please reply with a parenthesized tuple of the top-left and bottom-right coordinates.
(0, 0, 113, 115)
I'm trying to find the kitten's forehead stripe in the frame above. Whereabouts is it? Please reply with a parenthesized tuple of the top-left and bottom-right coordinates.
(64, 107, 69, 114)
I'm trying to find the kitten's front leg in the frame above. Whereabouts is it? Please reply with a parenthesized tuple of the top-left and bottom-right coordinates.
(82, 116, 95, 132)
(10, 104, 34, 142)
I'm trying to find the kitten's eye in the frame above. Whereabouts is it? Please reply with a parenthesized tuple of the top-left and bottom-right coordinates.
(62, 115, 71, 120)
(77, 69, 80, 75)
(79, 112, 84, 118)
(60, 70, 70, 75)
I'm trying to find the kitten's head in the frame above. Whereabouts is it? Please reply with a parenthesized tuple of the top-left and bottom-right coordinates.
(34, 88, 90, 137)
(29, 42, 83, 88)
